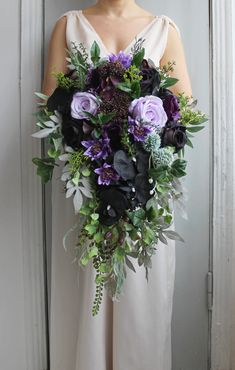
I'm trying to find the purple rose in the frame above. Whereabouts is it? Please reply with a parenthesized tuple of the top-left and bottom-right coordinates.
(162, 94, 181, 122)
(108, 51, 132, 69)
(71, 92, 99, 120)
(129, 96, 168, 129)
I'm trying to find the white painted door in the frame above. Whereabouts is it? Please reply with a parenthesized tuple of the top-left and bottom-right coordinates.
(44, 1, 210, 369)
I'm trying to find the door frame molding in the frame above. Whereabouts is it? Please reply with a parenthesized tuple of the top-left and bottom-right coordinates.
(210, 0, 235, 368)
(20, 0, 49, 368)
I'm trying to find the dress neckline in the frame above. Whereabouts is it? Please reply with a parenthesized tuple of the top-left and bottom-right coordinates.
(77, 10, 160, 55)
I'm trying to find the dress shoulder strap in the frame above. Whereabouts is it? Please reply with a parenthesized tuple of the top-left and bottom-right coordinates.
(56, 10, 78, 22)
(160, 15, 181, 39)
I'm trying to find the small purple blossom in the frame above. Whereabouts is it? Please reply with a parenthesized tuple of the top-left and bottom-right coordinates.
(71, 92, 99, 120)
(81, 137, 110, 160)
(94, 163, 120, 185)
(129, 95, 168, 129)
(108, 51, 132, 69)
(128, 117, 154, 142)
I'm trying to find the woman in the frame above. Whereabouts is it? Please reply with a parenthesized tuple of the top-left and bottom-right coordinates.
(42, 1, 193, 369)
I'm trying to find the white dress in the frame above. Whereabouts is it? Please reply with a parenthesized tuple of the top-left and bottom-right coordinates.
(50, 10, 181, 370)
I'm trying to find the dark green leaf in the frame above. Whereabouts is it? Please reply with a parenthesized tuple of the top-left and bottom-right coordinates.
(186, 137, 194, 148)
(170, 159, 187, 178)
(131, 80, 141, 98)
(98, 112, 116, 124)
(90, 41, 101, 64)
(132, 48, 145, 67)
(161, 77, 179, 88)
(32, 157, 55, 183)
(187, 126, 205, 133)
(146, 206, 158, 221)
(128, 208, 146, 227)
(125, 256, 136, 273)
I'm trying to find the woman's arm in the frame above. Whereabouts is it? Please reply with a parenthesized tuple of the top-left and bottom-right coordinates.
(160, 23, 193, 100)
(42, 16, 69, 96)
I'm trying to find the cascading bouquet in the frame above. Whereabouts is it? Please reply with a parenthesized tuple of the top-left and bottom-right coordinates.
(32, 39, 208, 315)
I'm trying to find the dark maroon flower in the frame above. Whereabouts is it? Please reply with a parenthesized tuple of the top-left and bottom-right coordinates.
(99, 88, 132, 123)
(162, 94, 181, 122)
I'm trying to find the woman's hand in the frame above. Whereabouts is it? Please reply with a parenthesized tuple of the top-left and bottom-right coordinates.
(42, 16, 69, 96)
(160, 23, 193, 102)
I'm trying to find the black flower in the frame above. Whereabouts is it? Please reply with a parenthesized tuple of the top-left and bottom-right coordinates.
(134, 174, 153, 204)
(61, 116, 84, 150)
(134, 142, 150, 174)
(158, 87, 175, 100)
(161, 122, 187, 151)
(140, 59, 161, 96)
(86, 67, 101, 91)
(113, 150, 137, 180)
(102, 122, 122, 151)
(97, 188, 130, 226)
(47, 87, 74, 115)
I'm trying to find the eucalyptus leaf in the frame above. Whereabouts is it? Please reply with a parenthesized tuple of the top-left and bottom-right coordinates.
(163, 230, 185, 242)
(125, 256, 136, 273)
(158, 231, 168, 245)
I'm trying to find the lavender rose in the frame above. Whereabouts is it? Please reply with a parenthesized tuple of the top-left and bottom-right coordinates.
(129, 96, 168, 129)
(162, 94, 181, 122)
(71, 92, 99, 120)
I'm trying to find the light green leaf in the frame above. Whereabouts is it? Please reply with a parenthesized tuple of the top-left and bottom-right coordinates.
(35, 92, 49, 100)
(91, 213, 99, 221)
